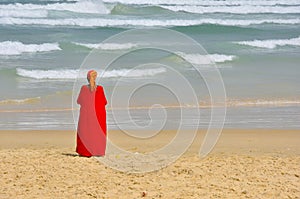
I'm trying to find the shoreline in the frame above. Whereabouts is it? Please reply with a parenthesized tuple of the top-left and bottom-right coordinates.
(1, 129, 299, 155)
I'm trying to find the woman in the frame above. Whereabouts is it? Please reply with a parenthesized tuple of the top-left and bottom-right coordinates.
(76, 70, 107, 157)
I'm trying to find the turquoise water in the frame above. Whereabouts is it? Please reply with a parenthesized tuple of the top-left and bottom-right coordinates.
(0, 0, 299, 130)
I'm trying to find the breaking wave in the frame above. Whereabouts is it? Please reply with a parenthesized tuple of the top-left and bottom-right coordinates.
(16, 67, 167, 79)
(0, 41, 61, 55)
(234, 36, 300, 49)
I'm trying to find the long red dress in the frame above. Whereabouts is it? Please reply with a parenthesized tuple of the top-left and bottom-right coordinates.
(76, 85, 107, 157)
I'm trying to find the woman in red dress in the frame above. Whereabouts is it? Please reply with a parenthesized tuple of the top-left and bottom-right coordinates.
(76, 70, 107, 157)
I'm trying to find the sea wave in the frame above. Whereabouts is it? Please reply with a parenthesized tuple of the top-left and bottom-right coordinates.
(2, 98, 298, 111)
(0, 97, 41, 105)
(0, 17, 299, 27)
(0, 1, 299, 20)
(16, 67, 166, 79)
(161, 5, 300, 14)
(0, 0, 110, 15)
(0, 41, 61, 55)
(126, 99, 300, 109)
(235, 36, 300, 49)
(0, 97, 300, 113)
(73, 43, 237, 63)
(120, 99, 300, 108)
(16, 68, 79, 79)
(225, 99, 300, 107)
(73, 42, 138, 50)
(0, 108, 75, 113)
(0, 9, 48, 18)
(103, 0, 300, 6)
(176, 52, 237, 64)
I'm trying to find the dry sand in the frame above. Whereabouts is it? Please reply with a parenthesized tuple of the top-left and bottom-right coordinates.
(0, 129, 299, 198)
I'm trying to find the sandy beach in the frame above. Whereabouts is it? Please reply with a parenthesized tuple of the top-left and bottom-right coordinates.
(0, 129, 299, 199)
(1, 0, 300, 198)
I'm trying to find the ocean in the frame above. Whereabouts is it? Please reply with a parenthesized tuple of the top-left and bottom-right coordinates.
(0, 0, 299, 130)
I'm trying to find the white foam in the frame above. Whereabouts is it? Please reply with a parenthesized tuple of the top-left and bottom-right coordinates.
(161, 5, 300, 14)
(16, 67, 166, 79)
(0, 9, 48, 18)
(0, 0, 110, 15)
(73, 42, 138, 50)
(16, 68, 79, 79)
(177, 52, 237, 65)
(102, 0, 300, 6)
(235, 36, 300, 49)
(227, 99, 300, 107)
(209, 54, 237, 63)
(102, 68, 166, 78)
(0, 41, 61, 55)
(0, 97, 41, 105)
(0, 17, 299, 27)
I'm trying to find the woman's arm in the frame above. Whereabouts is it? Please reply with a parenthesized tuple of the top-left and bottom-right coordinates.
(77, 86, 84, 105)
(97, 86, 107, 105)
(103, 87, 107, 105)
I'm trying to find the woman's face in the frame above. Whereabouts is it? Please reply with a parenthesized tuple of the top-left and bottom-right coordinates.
(89, 71, 97, 82)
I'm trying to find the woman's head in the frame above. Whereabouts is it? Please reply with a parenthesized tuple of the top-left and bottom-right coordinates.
(87, 70, 97, 83)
